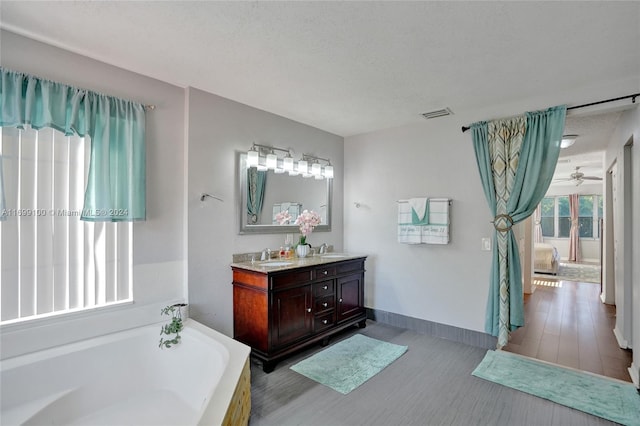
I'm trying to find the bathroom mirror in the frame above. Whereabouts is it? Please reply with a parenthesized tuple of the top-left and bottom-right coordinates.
(238, 152, 332, 234)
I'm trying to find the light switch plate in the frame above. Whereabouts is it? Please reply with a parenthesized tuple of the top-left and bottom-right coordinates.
(482, 237, 491, 251)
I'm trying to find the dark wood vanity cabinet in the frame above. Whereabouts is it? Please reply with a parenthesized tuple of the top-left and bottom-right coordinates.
(232, 257, 366, 372)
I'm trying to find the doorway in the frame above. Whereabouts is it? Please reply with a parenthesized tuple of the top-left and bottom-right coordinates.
(505, 128, 634, 382)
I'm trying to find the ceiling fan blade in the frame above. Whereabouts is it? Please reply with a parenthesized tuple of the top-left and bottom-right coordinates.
(581, 176, 602, 181)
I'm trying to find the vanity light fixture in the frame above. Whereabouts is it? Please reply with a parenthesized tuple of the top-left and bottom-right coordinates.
(302, 154, 334, 180)
(246, 144, 334, 180)
(246, 143, 292, 170)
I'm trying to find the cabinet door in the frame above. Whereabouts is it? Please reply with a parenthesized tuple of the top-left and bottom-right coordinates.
(272, 286, 313, 348)
(337, 273, 364, 322)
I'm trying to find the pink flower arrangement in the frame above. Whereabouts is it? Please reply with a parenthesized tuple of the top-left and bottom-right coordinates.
(275, 210, 292, 225)
(294, 210, 321, 245)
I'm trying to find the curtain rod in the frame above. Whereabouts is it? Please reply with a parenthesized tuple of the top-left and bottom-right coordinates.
(460, 93, 639, 133)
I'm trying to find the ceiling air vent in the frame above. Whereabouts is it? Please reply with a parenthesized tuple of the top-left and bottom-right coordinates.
(421, 108, 453, 120)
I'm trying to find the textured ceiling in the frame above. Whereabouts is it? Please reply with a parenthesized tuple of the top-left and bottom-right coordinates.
(1, 1, 638, 141)
(4, 1, 636, 188)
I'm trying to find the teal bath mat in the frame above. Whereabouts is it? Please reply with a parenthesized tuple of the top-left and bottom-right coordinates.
(472, 350, 640, 426)
(290, 334, 408, 394)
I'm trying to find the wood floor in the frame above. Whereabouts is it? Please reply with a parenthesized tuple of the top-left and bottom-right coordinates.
(504, 277, 633, 382)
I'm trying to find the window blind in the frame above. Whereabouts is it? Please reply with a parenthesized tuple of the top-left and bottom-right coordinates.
(1, 126, 132, 324)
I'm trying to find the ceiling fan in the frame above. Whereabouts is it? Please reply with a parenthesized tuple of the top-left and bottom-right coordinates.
(555, 166, 603, 186)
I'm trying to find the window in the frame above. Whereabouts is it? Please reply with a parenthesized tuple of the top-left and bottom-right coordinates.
(578, 195, 594, 238)
(1, 127, 132, 325)
(597, 196, 603, 238)
(540, 197, 555, 237)
(538, 195, 602, 239)
(557, 196, 571, 238)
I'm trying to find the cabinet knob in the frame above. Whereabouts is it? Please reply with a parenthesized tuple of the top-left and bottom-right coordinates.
(322, 285, 328, 289)
(322, 302, 328, 307)
(322, 319, 328, 324)
(322, 271, 328, 275)
(307, 308, 312, 313)
(339, 298, 343, 303)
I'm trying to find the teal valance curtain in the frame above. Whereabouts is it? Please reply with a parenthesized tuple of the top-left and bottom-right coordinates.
(472, 105, 566, 347)
(247, 168, 266, 224)
(0, 67, 146, 221)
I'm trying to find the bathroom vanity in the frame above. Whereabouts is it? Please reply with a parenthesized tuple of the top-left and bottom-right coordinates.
(231, 254, 366, 372)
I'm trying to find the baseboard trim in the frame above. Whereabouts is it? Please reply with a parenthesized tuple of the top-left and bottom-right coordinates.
(629, 362, 640, 388)
(612, 326, 629, 349)
(366, 308, 497, 349)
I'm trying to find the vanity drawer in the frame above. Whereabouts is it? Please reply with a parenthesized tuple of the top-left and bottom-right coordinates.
(336, 260, 365, 275)
(313, 280, 334, 297)
(270, 269, 313, 289)
(314, 312, 335, 332)
(314, 266, 336, 279)
(314, 295, 335, 313)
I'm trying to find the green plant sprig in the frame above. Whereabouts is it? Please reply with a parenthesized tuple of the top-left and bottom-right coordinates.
(159, 304, 186, 349)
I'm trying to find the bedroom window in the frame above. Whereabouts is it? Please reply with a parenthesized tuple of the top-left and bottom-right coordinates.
(557, 196, 571, 238)
(579, 195, 594, 238)
(540, 197, 555, 237)
(540, 195, 602, 239)
(578, 195, 603, 238)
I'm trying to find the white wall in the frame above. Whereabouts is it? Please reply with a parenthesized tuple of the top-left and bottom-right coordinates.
(186, 88, 344, 336)
(345, 119, 494, 332)
(0, 31, 187, 358)
(604, 105, 640, 385)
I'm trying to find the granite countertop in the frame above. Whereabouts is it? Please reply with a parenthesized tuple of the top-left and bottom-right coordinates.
(230, 253, 367, 273)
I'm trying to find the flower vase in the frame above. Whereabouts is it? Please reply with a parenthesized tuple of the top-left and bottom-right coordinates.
(296, 244, 310, 258)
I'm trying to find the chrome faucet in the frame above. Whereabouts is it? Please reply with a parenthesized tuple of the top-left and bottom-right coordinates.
(260, 248, 272, 261)
(318, 243, 328, 254)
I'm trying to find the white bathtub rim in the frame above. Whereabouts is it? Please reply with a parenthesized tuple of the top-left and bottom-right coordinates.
(1, 319, 251, 426)
(188, 319, 251, 426)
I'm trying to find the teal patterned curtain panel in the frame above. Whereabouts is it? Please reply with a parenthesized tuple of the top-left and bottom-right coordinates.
(472, 105, 566, 347)
(247, 168, 267, 224)
(0, 67, 146, 221)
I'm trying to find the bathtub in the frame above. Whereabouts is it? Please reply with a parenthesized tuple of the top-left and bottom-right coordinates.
(0, 319, 251, 425)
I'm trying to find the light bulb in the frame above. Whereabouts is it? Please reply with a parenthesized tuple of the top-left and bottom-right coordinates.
(266, 153, 277, 169)
(297, 160, 308, 174)
(247, 149, 259, 167)
(283, 155, 294, 171)
(323, 165, 334, 178)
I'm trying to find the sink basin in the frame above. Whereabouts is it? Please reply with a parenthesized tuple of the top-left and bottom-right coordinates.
(259, 261, 293, 267)
(320, 254, 348, 258)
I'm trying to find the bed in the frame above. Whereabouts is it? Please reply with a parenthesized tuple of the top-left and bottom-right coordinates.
(534, 242, 560, 275)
